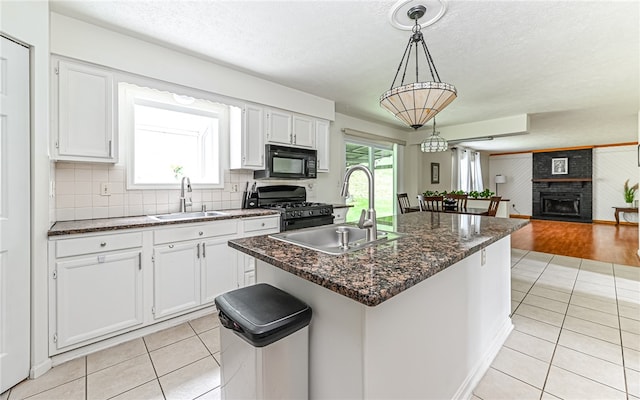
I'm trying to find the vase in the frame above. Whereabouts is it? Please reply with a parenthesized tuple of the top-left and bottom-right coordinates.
(626, 202, 634, 208)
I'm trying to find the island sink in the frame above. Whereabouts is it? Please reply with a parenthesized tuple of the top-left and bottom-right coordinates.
(269, 224, 404, 255)
(149, 211, 229, 221)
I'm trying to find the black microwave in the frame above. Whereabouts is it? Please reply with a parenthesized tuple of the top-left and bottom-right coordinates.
(253, 144, 317, 179)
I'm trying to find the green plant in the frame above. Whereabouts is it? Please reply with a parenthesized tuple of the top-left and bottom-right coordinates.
(469, 190, 480, 199)
(479, 188, 495, 198)
(623, 179, 638, 203)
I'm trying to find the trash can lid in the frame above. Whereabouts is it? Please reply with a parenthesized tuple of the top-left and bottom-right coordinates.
(215, 283, 312, 347)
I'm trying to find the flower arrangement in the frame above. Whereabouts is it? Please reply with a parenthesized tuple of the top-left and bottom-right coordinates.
(423, 189, 495, 198)
(623, 179, 638, 204)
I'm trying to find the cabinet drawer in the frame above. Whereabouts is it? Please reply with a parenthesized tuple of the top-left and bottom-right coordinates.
(154, 219, 238, 244)
(243, 216, 280, 235)
(56, 232, 143, 258)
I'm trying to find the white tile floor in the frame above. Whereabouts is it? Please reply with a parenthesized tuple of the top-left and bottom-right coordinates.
(2, 249, 639, 400)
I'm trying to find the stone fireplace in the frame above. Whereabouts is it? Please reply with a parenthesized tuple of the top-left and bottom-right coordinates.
(532, 149, 592, 223)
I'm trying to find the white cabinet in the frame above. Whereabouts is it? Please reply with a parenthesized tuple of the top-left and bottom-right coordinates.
(230, 104, 265, 170)
(49, 231, 143, 352)
(266, 108, 293, 145)
(315, 119, 330, 172)
(333, 207, 349, 224)
(292, 114, 316, 148)
(237, 215, 280, 287)
(152, 220, 239, 319)
(52, 58, 117, 163)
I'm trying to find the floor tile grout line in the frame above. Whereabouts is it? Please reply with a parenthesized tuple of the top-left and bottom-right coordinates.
(537, 254, 581, 398)
(142, 333, 166, 400)
(612, 266, 631, 398)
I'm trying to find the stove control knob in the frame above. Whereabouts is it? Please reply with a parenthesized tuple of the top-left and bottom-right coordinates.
(309, 210, 314, 216)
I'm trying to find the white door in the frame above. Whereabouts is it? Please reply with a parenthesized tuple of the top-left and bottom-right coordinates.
(0, 36, 31, 393)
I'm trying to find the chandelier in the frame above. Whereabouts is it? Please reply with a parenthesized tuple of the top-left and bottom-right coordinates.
(380, 5, 457, 130)
(421, 119, 448, 152)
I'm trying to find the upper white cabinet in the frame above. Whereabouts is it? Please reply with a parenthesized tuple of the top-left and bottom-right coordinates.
(315, 119, 330, 172)
(52, 58, 117, 163)
(265, 108, 293, 146)
(292, 114, 316, 148)
(230, 104, 265, 170)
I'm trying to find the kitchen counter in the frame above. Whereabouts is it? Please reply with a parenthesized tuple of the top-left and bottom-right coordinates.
(227, 212, 528, 399)
(228, 211, 527, 306)
(48, 208, 280, 236)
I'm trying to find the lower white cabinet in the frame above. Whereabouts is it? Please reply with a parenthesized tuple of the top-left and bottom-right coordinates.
(333, 207, 349, 224)
(152, 219, 239, 320)
(152, 242, 201, 319)
(48, 214, 281, 356)
(49, 232, 144, 352)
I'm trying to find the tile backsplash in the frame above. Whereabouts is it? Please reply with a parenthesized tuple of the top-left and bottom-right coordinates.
(52, 162, 254, 222)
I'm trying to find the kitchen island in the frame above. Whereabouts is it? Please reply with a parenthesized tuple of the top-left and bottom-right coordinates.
(228, 212, 527, 399)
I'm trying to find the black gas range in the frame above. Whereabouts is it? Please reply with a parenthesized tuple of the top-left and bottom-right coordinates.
(252, 185, 334, 231)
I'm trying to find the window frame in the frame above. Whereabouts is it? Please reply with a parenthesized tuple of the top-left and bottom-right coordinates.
(119, 81, 232, 190)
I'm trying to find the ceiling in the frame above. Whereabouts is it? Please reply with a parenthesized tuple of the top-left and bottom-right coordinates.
(50, 0, 639, 152)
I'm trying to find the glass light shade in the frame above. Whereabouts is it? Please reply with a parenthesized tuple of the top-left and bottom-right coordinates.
(420, 131, 448, 152)
(380, 82, 457, 130)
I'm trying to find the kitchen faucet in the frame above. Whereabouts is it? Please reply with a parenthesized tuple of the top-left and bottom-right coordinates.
(180, 176, 192, 212)
(340, 165, 377, 242)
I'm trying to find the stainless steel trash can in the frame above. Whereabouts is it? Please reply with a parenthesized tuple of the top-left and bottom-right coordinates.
(215, 283, 312, 400)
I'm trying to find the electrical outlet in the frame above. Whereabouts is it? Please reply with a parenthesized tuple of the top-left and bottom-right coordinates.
(100, 183, 111, 196)
(231, 184, 238, 193)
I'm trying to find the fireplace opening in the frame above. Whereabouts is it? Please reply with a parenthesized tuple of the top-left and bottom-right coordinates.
(541, 193, 581, 217)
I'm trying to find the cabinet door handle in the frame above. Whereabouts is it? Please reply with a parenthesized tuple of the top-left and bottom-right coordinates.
(197, 243, 200, 258)
(100, 242, 107, 247)
(199, 231, 204, 236)
(202, 242, 206, 258)
(168, 244, 174, 248)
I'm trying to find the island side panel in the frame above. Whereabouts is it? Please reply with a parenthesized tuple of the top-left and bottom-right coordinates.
(256, 261, 366, 400)
(363, 236, 513, 399)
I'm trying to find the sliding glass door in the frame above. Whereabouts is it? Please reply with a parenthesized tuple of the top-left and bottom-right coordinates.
(345, 140, 395, 222)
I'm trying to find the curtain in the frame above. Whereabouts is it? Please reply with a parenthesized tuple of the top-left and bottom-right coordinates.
(471, 151, 484, 192)
(452, 147, 483, 192)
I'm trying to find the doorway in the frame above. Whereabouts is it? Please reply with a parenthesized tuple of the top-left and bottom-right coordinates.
(0, 35, 31, 392)
(344, 140, 395, 223)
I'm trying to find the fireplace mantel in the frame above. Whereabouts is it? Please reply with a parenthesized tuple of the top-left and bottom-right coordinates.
(531, 178, 592, 183)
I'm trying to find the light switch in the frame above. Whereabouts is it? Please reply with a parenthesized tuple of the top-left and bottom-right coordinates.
(100, 183, 111, 196)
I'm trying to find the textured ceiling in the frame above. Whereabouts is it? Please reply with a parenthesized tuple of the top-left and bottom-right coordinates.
(50, 0, 640, 152)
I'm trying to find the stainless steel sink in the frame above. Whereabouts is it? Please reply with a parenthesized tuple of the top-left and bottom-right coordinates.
(269, 224, 404, 255)
(149, 211, 229, 221)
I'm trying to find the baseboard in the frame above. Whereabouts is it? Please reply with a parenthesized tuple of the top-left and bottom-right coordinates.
(509, 214, 531, 219)
(30, 358, 53, 380)
(453, 318, 514, 400)
(593, 219, 638, 226)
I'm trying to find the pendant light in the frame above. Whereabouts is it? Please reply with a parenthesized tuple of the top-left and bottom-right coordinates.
(380, 5, 457, 130)
(421, 119, 448, 152)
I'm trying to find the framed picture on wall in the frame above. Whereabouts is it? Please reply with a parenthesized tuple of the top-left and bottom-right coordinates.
(551, 158, 568, 175)
(431, 162, 440, 184)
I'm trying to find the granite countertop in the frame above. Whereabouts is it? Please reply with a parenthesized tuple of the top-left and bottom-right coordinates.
(229, 212, 528, 306)
(48, 209, 281, 236)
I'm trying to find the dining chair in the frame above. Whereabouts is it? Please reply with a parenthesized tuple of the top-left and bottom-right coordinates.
(486, 196, 502, 216)
(419, 195, 443, 212)
(397, 193, 415, 214)
(448, 194, 468, 211)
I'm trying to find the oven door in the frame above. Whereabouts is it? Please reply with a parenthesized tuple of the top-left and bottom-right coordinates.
(282, 215, 334, 231)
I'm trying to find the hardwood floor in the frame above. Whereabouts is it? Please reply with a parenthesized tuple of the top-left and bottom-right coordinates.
(511, 219, 640, 266)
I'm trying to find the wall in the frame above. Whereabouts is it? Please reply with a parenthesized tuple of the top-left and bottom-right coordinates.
(312, 113, 409, 205)
(49, 13, 334, 121)
(1, 0, 52, 378)
(593, 146, 638, 220)
(489, 153, 534, 216)
(489, 144, 638, 221)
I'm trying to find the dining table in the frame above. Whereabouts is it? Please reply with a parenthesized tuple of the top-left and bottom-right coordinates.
(407, 206, 490, 216)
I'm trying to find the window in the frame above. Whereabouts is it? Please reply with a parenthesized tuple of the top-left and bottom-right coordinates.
(345, 140, 396, 222)
(121, 83, 230, 189)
